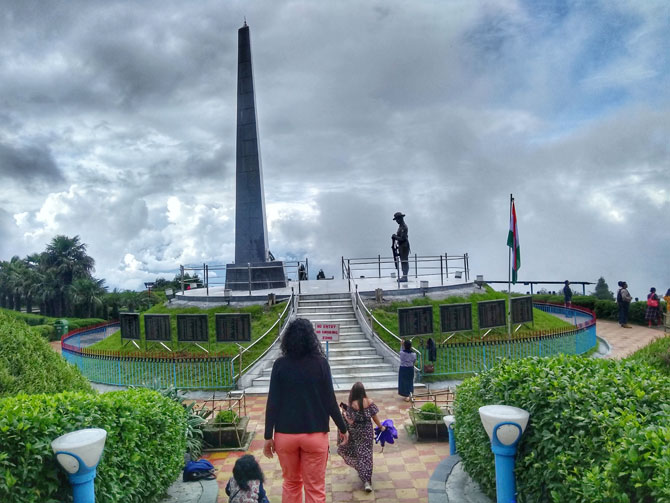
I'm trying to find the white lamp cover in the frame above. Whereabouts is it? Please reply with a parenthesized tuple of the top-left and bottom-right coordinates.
(51, 428, 107, 474)
(479, 405, 529, 445)
(443, 415, 455, 428)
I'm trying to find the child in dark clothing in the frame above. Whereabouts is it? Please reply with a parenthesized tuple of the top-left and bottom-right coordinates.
(225, 455, 269, 503)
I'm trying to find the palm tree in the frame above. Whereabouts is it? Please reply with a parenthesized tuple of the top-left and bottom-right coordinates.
(44, 235, 95, 316)
(69, 277, 107, 318)
(0, 260, 11, 309)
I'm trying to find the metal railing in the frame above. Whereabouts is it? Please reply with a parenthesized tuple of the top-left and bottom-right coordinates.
(232, 289, 296, 379)
(354, 298, 597, 378)
(353, 287, 422, 372)
(180, 260, 308, 296)
(60, 292, 297, 389)
(62, 322, 236, 390)
(341, 253, 469, 285)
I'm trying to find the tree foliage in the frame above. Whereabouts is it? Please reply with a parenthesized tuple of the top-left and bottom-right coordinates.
(592, 276, 614, 300)
(0, 235, 161, 320)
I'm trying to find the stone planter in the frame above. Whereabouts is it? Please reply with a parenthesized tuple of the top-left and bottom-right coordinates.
(202, 416, 249, 448)
(409, 409, 448, 440)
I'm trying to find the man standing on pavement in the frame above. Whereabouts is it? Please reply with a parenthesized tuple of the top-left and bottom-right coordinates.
(617, 281, 633, 328)
(563, 280, 573, 308)
(392, 212, 410, 283)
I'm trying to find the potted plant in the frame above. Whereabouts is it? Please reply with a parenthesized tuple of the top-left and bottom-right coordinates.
(202, 408, 250, 449)
(408, 402, 448, 440)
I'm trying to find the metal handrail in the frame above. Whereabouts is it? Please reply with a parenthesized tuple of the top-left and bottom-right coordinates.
(232, 289, 295, 379)
(353, 287, 422, 371)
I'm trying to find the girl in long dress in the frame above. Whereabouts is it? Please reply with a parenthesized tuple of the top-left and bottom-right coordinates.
(337, 382, 386, 493)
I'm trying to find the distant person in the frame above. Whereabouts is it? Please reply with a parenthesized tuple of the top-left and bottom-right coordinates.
(398, 339, 417, 401)
(563, 280, 573, 308)
(298, 264, 307, 281)
(337, 382, 386, 493)
(316, 269, 325, 280)
(617, 281, 632, 328)
(664, 288, 670, 313)
(645, 287, 661, 328)
(391, 212, 410, 283)
(225, 454, 269, 503)
(263, 318, 348, 503)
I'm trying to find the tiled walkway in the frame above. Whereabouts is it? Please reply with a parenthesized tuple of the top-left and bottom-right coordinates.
(204, 390, 449, 502)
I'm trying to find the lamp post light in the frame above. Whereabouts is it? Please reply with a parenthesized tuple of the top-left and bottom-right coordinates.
(478, 405, 529, 503)
(443, 415, 456, 455)
(51, 428, 107, 503)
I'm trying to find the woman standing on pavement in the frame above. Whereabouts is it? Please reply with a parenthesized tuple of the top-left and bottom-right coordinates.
(645, 287, 661, 327)
(398, 339, 417, 401)
(263, 318, 349, 503)
(337, 382, 386, 493)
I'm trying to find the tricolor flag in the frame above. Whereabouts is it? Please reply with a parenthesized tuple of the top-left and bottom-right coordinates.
(507, 199, 520, 284)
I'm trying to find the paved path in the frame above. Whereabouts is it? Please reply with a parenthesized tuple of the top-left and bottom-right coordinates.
(596, 319, 665, 358)
(204, 390, 449, 503)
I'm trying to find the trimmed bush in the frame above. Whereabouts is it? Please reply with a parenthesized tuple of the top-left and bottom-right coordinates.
(453, 355, 670, 502)
(31, 324, 57, 340)
(0, 312, 93, 397)
(0, 388, 187, 502)
(417, 402, 445, 420)
(625, 334, 670, 377)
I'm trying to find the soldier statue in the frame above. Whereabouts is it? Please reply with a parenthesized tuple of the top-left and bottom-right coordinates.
(392, 211, 410, 282)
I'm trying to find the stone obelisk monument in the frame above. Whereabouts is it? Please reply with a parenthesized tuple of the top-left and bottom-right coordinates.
(226, 22, 287, 291)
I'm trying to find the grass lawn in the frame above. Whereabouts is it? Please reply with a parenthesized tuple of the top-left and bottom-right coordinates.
(87, 301, 287, 371)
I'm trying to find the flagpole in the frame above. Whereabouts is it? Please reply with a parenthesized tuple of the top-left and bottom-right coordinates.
(508, 193, 513, 337)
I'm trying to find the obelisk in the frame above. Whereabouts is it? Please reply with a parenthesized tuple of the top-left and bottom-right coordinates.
(226, 22, 287, 291)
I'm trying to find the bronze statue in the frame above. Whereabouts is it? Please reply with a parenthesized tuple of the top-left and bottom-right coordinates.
(392, 211, 410, 282)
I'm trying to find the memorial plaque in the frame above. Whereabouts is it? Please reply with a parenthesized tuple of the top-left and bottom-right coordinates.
(477, 300, 506, 329)
(215, 313, 252, 343)
(120, 312, 140, 340)
(176, 314, 209, 343)
(398, 306, 434, 337)
(145, 314, 171, 342)
(511, 296, 534, 325)
(440, 303, 473, 332)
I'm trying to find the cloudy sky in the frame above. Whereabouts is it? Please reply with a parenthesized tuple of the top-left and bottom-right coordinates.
(1, 0, 668, 298)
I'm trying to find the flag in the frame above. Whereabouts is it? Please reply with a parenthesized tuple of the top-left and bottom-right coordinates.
(507, 199, 520, 284)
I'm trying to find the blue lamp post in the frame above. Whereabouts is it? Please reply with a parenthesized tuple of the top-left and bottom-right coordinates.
(443, 415, 456, 455)
(51, 428, 107, 503)
(478, 405, 529, 503)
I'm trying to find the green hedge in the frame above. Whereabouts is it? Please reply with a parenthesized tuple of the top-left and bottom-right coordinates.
(0, 312, 93, 397)
(0, 308, 104, 331)
(0, 388, 187, 502)
(453, 355, 670, 502)
(625, 334, 670, 377)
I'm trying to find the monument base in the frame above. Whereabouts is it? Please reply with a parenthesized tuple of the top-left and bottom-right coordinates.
(225, 262, 287, 291)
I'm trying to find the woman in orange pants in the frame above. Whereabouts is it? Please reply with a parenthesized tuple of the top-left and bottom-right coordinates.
(263, 319, 349, 503)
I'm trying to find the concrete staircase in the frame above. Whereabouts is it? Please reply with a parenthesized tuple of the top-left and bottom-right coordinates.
(245, 293, 405, 393)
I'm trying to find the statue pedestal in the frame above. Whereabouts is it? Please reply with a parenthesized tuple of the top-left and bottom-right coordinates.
(225, 262, 287, 291)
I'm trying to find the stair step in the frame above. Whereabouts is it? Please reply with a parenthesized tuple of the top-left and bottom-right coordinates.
(244, 381, 426, 394)
(261, 363, 394, 376)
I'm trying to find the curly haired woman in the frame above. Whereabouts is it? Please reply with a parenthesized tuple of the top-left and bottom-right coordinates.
(263, 318, 348, 503)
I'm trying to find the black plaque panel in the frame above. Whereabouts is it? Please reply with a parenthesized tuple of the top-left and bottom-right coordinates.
(477, 300, 506, 329)
(145, 314, 171, 342)
(398, 306, 434, 337)
(511, 296, 534, 324)
(215, 313, 252, 342)
(120, 312, 140, 340)
(176, 314, 209, 343)
(440, 303, 473, 332)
